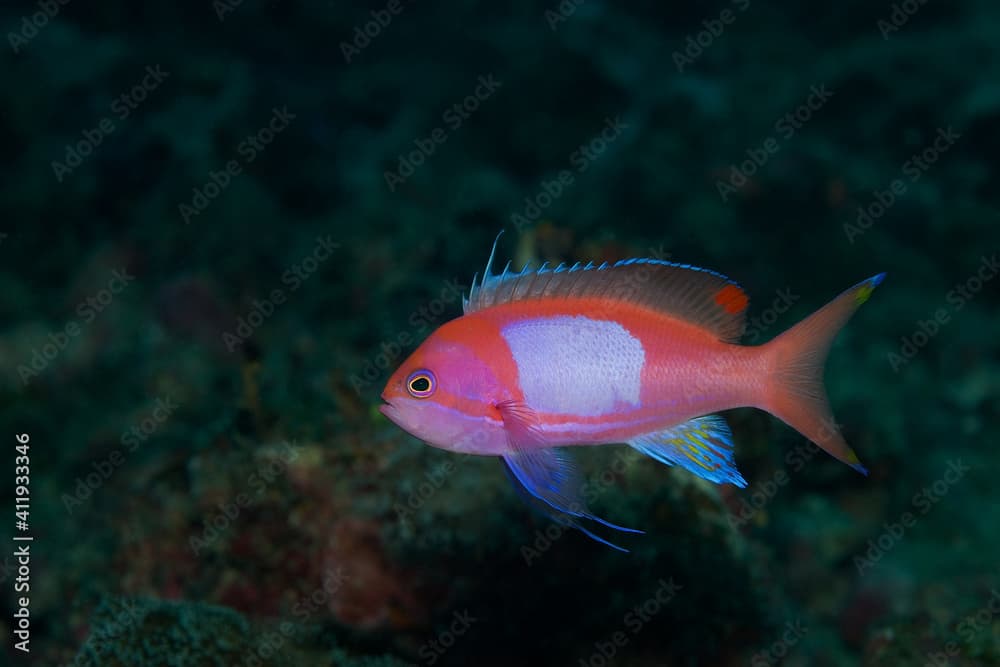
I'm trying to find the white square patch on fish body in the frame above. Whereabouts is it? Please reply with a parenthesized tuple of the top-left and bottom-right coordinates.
(500, 315, 645, 416)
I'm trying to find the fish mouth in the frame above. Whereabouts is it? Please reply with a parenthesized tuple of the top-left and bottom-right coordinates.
(379, 396, 397, 419)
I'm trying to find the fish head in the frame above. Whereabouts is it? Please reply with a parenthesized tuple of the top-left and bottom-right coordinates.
(380, 321, 505, 454)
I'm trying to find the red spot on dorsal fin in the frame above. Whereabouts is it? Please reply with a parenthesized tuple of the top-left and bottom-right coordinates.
(714, 284, 749, 315)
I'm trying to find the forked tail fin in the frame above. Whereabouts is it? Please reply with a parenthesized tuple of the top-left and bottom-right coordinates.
(760, 273, 885, 474)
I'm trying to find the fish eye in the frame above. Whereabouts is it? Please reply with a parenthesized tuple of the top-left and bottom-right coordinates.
(406, 370, 436, 398)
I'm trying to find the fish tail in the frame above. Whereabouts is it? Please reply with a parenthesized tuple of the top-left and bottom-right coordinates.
(759, 273, 885, 475)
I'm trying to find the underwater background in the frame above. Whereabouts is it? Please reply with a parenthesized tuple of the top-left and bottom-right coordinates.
(1, 0, 999, 665)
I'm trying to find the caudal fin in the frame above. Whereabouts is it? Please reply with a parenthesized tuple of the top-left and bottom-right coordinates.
(760, 273, 885, 475)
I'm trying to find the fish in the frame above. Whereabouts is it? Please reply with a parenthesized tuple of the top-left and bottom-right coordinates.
(379, 234, 885, 550)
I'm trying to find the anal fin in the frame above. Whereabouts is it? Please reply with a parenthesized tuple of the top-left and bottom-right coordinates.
(628, 415, 747, 487)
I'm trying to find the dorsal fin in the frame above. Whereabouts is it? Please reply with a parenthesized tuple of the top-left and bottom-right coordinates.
(463, 247, 750, 342)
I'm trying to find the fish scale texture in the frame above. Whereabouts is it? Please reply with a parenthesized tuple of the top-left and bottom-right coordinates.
(500, 315, 645, 416)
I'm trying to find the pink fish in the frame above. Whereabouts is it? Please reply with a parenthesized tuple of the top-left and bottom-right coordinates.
(380, 237, 884, 549)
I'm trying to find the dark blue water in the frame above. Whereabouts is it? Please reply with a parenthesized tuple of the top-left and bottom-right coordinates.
(1, 1, 998, 665)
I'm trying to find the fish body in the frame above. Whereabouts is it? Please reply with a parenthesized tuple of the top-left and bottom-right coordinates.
(414, 300, 760, 453)
(380, 237, 884, 549)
